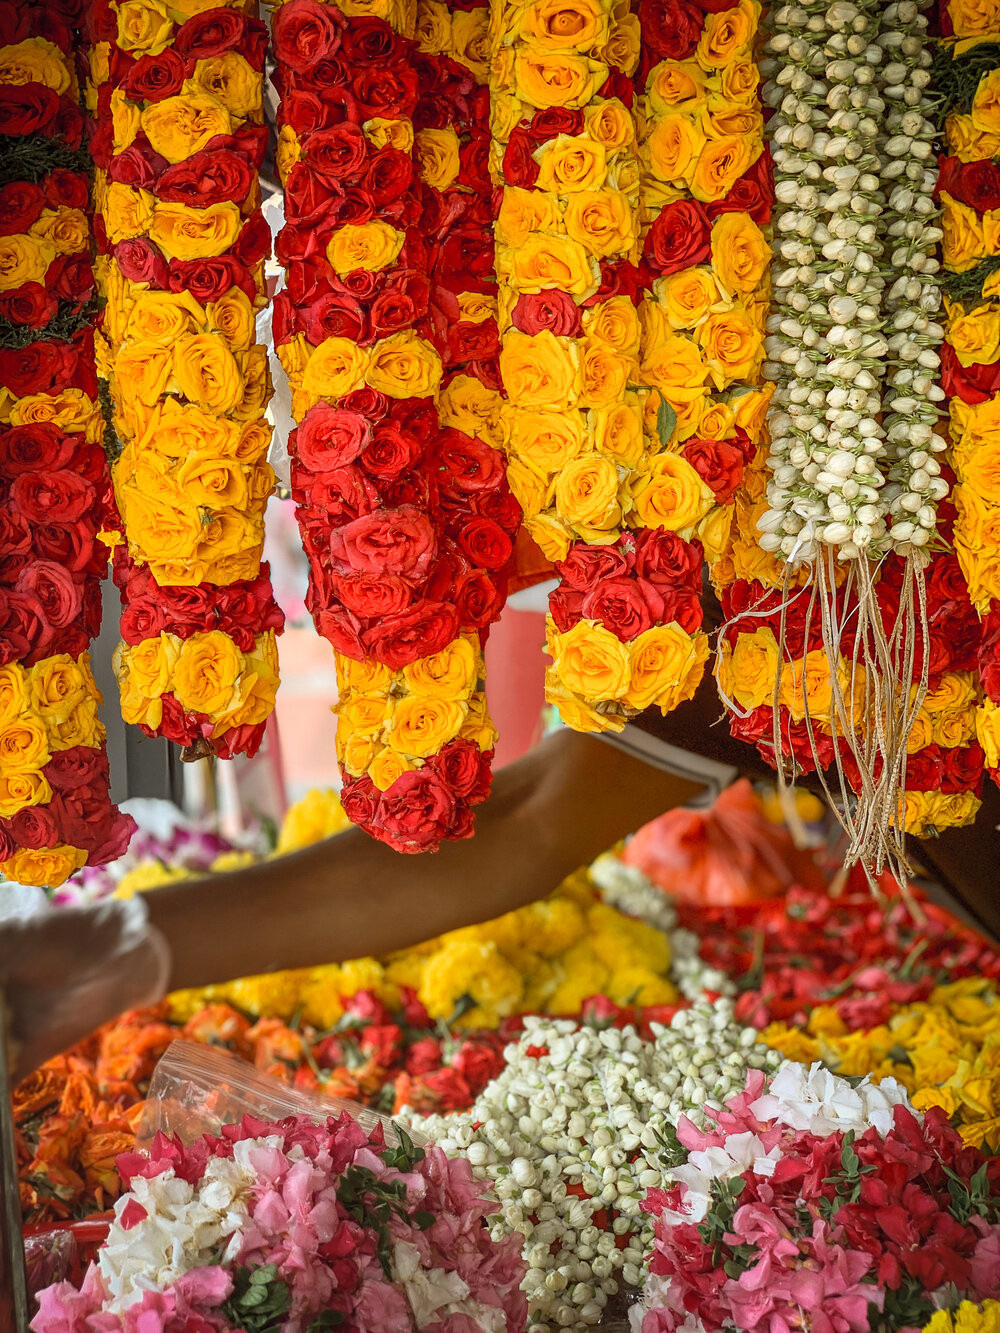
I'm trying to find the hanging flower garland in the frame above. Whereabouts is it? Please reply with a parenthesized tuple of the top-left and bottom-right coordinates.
(272, 0, 517, 851)
(0, 0, 135, 889)
(85, 0, 282, 760)
(935, 20, 1000, 788)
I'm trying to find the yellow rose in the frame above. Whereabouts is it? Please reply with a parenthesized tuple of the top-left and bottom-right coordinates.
(119, 489, 203, 564)
(702, 96, 762, 141)
(439, 373, 502, 443)
(451, 7, 490, 77)
(696, 502, 733, 562)
(301, 336, 370, 399)
(699, 400, 736, 441)
(779, 650, 834, 723)
(500, 329, 579, 410)
(0, 664, 28, 727)
(647, 59, 707, 114)
(522, 0, 609, 48)
(0, 713, 50, 773)
(955, 486, 1000, 604)
(140, 94, 232, 164)
(110, 87, 140, 152)
(550, 619, 631, 701)
(140, 399, 238, 461)
(327, 221, 404, 276)
(622, 623, 694, 711)
(924, 672, 977, 714)
(506, 233, 597, 296)
(28, 656, 90, 725)
(275, 125, 302, 183)
(950, 0, 1000, 35)
(579, 337, 632, 409)
(174, 452, 249, 509)
(696, 0, 757, 67)
(935, 708, 975, 749)
(711, 212, 770, 296)
(172, 333, 244, 412)
(959, 438, 1000, 503)
(112, 338, 173, 407)
(402, 637, 479, 699)
(387, 695, 467, 756)
(690, 134, 756, 203)
(716, 626, 779, 711)
(0, 844, 86, 889)
(976, 698, 1000, 768)
(732, 380, 773, 441)
(103, 182, 156, 243)
(905, 711, 935, 754)
(942, 193, 987, 272)
(656, 265, 722, 329)
(148, 201, 242, 262)
(646, 112, 705, 184)
(495, 187, 561, 247)
(125, 289, 205, 343)
(601, 14, 641, 74)
(362, 116, 414, 153)
(213, 634, 279, 732)
(513, 46, 607, 109)
(945, 299, 1000, 368)
(526, 511, 573, 561)
(698, 305, 763, 387)
(507, 408, 586, 474)
(563, 189, 635, 258)
(0, 766, 52, 818)
(946, 111, 1000, 163)
(583, 295, 641, 352)
(8, 389, 100, 438)
(369, 748, 418, 792)
(641, 331, 708, 393)
(366, 333, 442, 398)
(720, 60, 759, 103)
(534, 133, 608, 191)
(0, 38, 71, 93)
(191, 52, 261, 118)
(206, 289, 255, 353)
(415, 127, 462, 190)
(555, 454, 622, 531)
(0, 235, 54, 291)
(973, 66, 1000, 135)
(631, 452, 714, 533)
(585, 99, 635, 151)
(593, 400, 644, 467)
(336, 655, 394, 695)
(32, 206, 89, 256)
(172, 632, 242, 716)
(545, 669, 622, 732)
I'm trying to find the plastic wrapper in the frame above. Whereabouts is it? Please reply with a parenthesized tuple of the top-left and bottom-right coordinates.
(134, 1040, 427, 1152)
(24, 1229, 76, 1312)
(622, 778, 826, 907)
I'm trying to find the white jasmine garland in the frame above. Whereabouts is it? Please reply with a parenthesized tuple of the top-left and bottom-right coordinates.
(403, 1003, 781, 1332)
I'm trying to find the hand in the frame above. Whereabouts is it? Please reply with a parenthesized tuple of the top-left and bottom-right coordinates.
(0, 897, 171, 1085)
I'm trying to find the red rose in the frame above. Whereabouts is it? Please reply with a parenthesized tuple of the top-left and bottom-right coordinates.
(942, 741, 985, 795)
(0, 511, 31, 574)
(447, 316, 499, 364)
(353, 65, 419, 121)
(168, 255, 255, 303)
(332, 505, 435, 578)
(510, 290, 583, 337)
(11, 470, 93, 523)
(359, 1022, 404, 1067)
(0, 341, 71, 396)
(217, 573, 284, 639)
(49, 253, 95, 303)
(941, 341, 1000, 403)
(431, 739, 491, 801)
(413, 1065, 472, 1109)
(0, 283, 57, 328)
(272, 0, 344, 71)
(936, 155, 1000, 213)
(54, 100, 85, 151)
(556, 541, 631, 591)
(405, 1037, 443, 1076)
(299, 464, 378, 526)
(682, 438, 746, 505)
(279, 89, 328, 137)
(0, 181, 44, 235)
(343, 387, 389, 422)
(454, 569, 505, 628)
(340, 773, 381, 827)
(643, 199, 711, 275)
(44, 170, 88, 211)
(182, 9, 267, 65)
(360, 423, 422, 477)
(904, 744, 944, 792)
(334, 572, 414, 619)
(6, 805, 60, 850)
(35, 518, 100, 575)
(119, 49, 186, 101)
(375, 768, 458, 852)
(530, 107, 585, 138)
(87, 808, 137, 866)
(434, 431, 506, 493)
(458, 134, 491, 194)
(706, 147, 774, 226)
(363, 147, 414, 208)
(304, 124, 369, 185)
(549, 584, 584, 631)
(925, 553, 969, 609)
(0, 590, 41, 664)
(16, 561, 82, 638)
(580, 576, 664, 641)
(297, 406, 373, 475)
(633, 529, 702, 588)
(362, 602, 460, 669)
(0, 826, 14, 862)
(108, 141, 165, 191)
(231, 209, 271, 267)
(120, 595, 170, 644)
(502, 127, 540, 188)
(451, 1038, 504, 1092)
(158, 150, 254, 206)
(639, 0, 702, 57)
(369, 283, 423, 340)
(0, 85, 59, 137)
(341, 15, 405, 63)
(116, 237, 170, 288)
(456, 517, 513, 571)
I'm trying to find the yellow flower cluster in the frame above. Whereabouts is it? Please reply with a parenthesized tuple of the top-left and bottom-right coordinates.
(0, 203, 88, 295)
(952, 393, 1000, 612)
(545, 616, 709, 733)
(0, 383, 104, 442)
(416, 0, 489, 80)
(170, 863, 677, 1029)
(761, 977, 1000, 1152)
(334, 636, 496, 790)
(113, 629, 279, 737)
(0, 654, 106, 888)
(0, 35, 73, 92)
(922, 1303, 1000, 1333)
(277, 328, 443, 425)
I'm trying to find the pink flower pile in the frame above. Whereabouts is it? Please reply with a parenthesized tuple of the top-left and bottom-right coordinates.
(32, 1111, 527, 1333)
(634, 1066, 1000, 1333)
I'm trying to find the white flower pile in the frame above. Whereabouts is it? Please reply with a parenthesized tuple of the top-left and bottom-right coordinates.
(407, 1002, 782, 1332)
(589, 853, 736, 1002)
(759, 0, 946, 562)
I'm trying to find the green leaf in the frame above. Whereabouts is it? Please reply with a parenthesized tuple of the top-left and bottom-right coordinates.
(414, 1210, 436, 1230)
(656, 399, 677, 449)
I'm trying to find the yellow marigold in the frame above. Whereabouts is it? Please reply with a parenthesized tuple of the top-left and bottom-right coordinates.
(298, 966, 345, 1031)
(275, 788, 352, 855)
(225, 971, 305, 1021)
(114, 860, 191, 898)
(606, 967, 677, 1007)
(920, 1302, 1000, 1333)
(419, 939, 524, 1027)
(339, 957, 397, 1007)
(547, 943, 611, 1015)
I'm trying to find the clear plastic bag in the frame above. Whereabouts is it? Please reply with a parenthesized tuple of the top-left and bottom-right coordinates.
(134, 1040, 426, 1151)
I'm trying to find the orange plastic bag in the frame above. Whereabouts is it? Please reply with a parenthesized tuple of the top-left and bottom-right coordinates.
(621, 779, 825, 907)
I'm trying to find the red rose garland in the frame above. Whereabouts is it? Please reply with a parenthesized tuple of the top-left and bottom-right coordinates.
(272, 0, 517, 851)
(85, 0, 283, 761)
(0, 0, 135, 889)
